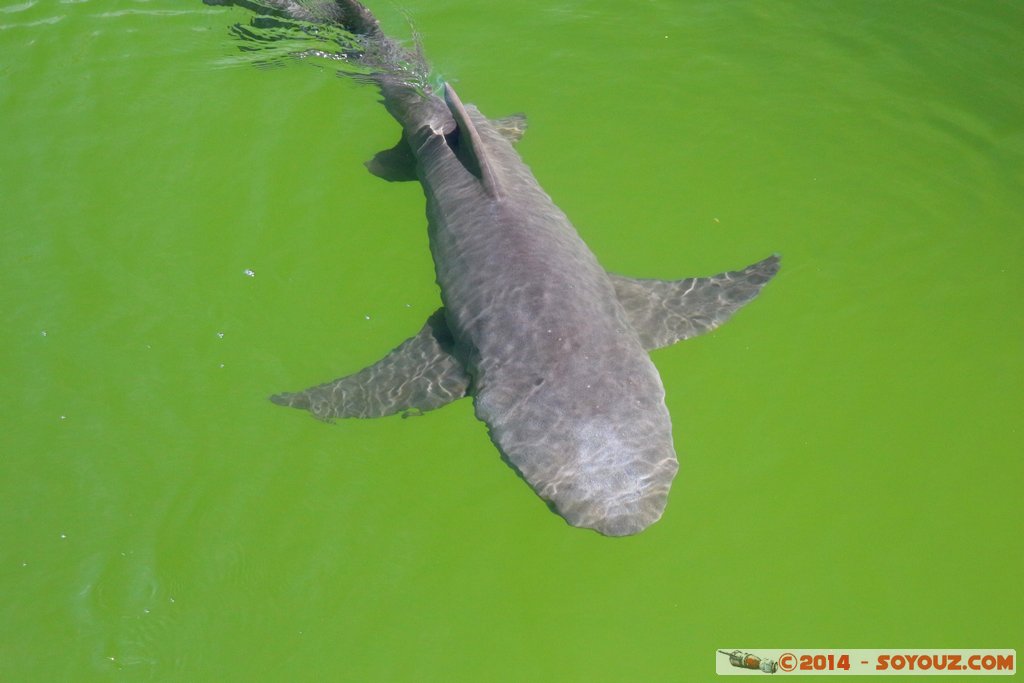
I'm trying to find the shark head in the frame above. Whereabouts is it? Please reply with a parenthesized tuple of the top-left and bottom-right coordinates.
(539, 417, 679, 536)
(479, 381, 680, 537)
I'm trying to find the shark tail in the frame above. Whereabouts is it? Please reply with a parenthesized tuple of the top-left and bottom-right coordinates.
(210, 0, 432, 92)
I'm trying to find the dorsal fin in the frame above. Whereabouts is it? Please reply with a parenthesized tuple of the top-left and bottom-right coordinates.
(443, 83, 502, 198)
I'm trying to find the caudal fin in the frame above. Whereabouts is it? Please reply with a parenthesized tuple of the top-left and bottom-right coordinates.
(208, 0, 429, 88)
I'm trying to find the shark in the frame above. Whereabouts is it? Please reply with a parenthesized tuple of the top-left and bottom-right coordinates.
(216, 0, 780, 536)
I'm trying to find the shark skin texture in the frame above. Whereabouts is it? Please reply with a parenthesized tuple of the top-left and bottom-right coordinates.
(219, 0, 781, 535)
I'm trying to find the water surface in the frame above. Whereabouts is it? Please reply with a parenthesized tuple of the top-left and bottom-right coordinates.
(1, 1, 1021, 680)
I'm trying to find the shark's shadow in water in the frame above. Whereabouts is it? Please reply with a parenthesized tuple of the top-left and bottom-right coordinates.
(210, 0, 780, 536)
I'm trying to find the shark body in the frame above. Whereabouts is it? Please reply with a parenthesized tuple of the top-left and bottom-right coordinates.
(225, 0, 780, 535)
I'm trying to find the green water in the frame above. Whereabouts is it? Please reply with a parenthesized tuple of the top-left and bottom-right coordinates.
(2, 1, 1021, 680)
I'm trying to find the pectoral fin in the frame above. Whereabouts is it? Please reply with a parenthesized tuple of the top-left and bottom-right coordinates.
(271, 308, 470, 420)
(612, 254, 780, 350)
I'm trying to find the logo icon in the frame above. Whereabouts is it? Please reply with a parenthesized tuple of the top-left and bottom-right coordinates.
(719, 650, 778, 674)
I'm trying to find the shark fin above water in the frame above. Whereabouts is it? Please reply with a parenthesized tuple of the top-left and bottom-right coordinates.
(366, 111, 527, 183)
(272, 255, 779, 421)
(443, 84, 501, 197)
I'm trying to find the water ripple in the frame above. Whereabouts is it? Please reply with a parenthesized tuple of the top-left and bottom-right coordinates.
(1, 1, 37, 14)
